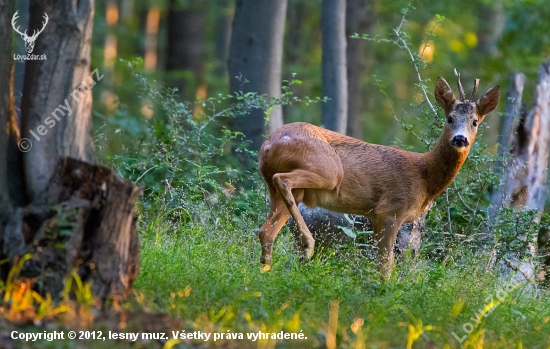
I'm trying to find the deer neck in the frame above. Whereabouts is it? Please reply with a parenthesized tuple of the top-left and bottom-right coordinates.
(421, 133, 470, 200)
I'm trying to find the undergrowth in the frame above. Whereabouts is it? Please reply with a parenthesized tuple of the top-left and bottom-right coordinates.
(135, 210, 550, 348)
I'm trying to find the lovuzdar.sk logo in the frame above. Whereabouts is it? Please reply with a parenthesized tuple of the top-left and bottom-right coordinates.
(12, 10, 48, 61)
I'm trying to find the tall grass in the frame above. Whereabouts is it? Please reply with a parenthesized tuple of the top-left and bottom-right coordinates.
(136, 202, 550, 348)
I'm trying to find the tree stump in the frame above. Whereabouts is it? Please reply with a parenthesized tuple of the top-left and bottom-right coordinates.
(489, 72, 526, 222)
(490, 60, 550, 284)
(0, 157, 140, 299)
(501, 62, 550, 211)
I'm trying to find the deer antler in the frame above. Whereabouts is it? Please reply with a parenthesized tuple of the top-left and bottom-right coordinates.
(470, 78, 480, 101)
(28, 13, 49, 40)
(11, 11, 27, 39)
(453, 68, 466, 101)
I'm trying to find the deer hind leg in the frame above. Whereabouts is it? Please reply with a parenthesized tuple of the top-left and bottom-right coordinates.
(272, 169, 341, 260)
(372, 215, 401, 280)
(259, 193, 291, 265)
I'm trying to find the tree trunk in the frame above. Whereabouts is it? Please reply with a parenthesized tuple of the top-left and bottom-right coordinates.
(213, 0, 233, 79)
(501, 61, 550, 211)
(321, 0, 348, 134)
(0, 0, 15, 211)
(489, 72, 526, 222)
(13, 0, 29, 119)
(228, 0, 287, 150)
(0, 0, 18, 281)
(492, 60, 550, 284)
(282, 0, 314, 124)
(165, 0, 206, 100)
(1, 0, 140, 300)
(345, 0, 375, 139)
(21, 0, 96, 202)
(475, 1, 506, 58)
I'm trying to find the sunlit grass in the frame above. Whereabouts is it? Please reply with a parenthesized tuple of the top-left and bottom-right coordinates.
(1, 211, 549, 348)
(135, 211, 550, 348)
(0, 256, 98, 328)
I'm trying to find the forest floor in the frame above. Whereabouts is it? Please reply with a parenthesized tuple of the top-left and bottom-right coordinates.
(2, 217, 550, 349)
(133, 218, 550, 349)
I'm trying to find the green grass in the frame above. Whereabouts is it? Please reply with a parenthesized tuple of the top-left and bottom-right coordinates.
(135, 212, 550, 349)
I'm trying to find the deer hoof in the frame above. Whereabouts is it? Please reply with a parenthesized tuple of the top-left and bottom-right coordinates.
(299, 243, 314, 262)
(301, 240, 314, 251)
(298, 250, 310, 263)
(260, 255, 272, 265)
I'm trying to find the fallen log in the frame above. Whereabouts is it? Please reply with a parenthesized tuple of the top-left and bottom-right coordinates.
(289, 203, 427, 259)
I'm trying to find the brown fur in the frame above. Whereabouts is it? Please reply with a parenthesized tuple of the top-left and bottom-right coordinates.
(257, 76, 500, 277)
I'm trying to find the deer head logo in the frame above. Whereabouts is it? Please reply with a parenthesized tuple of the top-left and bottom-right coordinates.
(11, 11, 49, 54)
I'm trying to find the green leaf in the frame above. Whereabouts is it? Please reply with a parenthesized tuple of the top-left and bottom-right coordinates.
(338, 226, 356, 239)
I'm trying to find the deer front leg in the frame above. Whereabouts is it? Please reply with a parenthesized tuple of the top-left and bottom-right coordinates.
(258, 194, 291, 265)
(373, 215, 400, 280)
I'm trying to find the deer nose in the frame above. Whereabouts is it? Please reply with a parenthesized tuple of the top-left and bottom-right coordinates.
(451, 135, 469, 148)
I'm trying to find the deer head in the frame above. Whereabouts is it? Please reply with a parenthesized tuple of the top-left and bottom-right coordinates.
(11, 11, 49, 54)
(434, 69, 500, 152)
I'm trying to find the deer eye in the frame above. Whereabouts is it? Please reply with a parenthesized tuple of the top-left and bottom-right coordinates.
(447, 116, 453, 124)
(472, 119, 478, 127)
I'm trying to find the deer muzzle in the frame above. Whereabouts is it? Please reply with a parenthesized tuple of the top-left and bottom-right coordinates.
(451, 135, 469, 148)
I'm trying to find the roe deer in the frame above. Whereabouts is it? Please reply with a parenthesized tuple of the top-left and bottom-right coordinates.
(257, 73, 500, 277)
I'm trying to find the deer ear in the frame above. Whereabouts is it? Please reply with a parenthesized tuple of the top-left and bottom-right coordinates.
(476, 85, 500, 116)
(434, 77, 456, 115)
